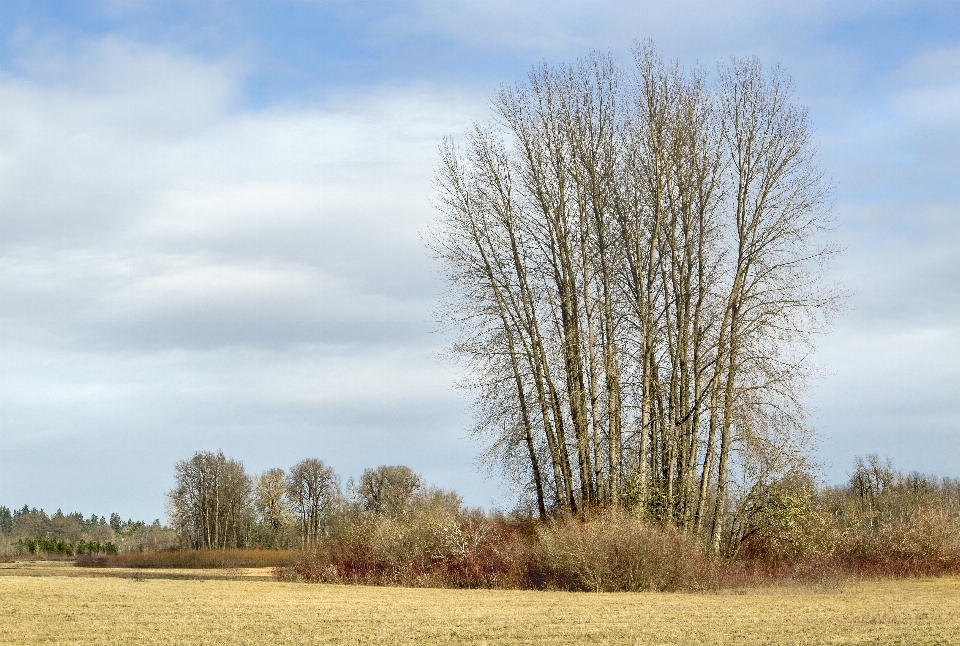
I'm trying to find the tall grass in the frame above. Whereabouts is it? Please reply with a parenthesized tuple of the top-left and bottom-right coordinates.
(76, 548, 294, 569)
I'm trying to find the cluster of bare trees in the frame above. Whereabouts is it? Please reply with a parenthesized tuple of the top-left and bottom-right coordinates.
(166, 452, 433, 549)
(285, 459, 339, 546)
(166, 451, 255, 549)
(355, 464, 425, 517)
(167, 452, 338, 549)
(431, 43, 842, 549)
(840, 455, 960, 531)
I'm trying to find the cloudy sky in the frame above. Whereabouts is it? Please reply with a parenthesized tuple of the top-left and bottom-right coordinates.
(1, 1, 958, 522)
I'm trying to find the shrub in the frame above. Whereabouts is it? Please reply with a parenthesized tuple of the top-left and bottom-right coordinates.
(532, 510, 719, 592)
(738, 463, 960, 579)
(277, 508, 718, 592)
(276, 508, 535, 588)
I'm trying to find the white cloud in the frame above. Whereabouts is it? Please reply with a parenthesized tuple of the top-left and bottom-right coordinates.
(366, 0, 916, 69)
(0, 38, 488, 516)
(808, 43, 960, 480)
(2, 8, 958, 518)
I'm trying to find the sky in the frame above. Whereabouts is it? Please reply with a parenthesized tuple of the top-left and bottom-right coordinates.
(1, 1, 958, 522)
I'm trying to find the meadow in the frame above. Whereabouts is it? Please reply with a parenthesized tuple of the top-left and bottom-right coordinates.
(2, 562, 959, 645)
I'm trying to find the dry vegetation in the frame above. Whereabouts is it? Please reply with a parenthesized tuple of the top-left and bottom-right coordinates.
(2, 563, 959, 645)
(276, 510, 723, 591)
(74, 548, 294, 569)
(270, 457, 960, 592)
(275, 505, 960, 592)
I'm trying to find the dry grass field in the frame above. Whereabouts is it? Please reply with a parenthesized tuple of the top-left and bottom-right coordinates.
(2, 562, 959, 645)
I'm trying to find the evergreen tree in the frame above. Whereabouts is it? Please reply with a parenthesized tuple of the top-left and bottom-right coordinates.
(0, 506, 12, 534)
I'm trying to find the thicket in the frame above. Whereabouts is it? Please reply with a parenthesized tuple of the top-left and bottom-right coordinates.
(273, 455, 960, 591)
(11, 452, 956, 590)
(737, 455, 960, 577)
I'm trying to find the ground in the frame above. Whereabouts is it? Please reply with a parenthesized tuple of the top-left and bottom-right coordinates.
(1, 561, 958, 645)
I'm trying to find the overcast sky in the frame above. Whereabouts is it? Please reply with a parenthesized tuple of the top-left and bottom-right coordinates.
(1, 1, 958, 522)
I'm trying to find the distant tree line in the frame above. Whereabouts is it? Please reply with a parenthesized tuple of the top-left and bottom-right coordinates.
(165, 450, 453, 550)
(0, 505, 176, 556)
(5, 452, 958, 590)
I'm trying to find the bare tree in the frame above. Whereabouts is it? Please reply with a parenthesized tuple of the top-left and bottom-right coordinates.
(704, 56, 839, 551)
(166, 451, 252, 549)
(356, 465, 423, 518)
(431, 42, 842, 550)
(253, 468, 291, 546)
(50, 510, 82, 542)
(286, 459, 339, 547)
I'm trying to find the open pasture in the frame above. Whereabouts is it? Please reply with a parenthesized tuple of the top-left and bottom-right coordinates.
(1, 563, 959, 645)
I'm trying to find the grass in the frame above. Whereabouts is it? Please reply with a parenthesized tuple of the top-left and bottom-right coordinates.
(75, 548, 294, 569)
(2, 562, 959, 644)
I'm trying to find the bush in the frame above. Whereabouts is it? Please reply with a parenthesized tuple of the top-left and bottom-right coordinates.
(533, 510, 719, 592)
(278, 480, 960, 592)
(276, 508, 718, 592)
(739, 461, 960, 579)
(277, 503, 534, 588)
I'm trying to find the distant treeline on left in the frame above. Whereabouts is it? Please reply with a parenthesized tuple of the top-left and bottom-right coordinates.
(1, 449, 450, 557)
(0, 505, 176, 557)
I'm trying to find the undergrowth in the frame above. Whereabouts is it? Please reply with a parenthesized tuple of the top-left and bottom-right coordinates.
(273, 505, 960, 591)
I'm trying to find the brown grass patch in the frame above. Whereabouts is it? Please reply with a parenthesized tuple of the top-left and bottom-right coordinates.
(2, 568, 960, 645)
(76, 548, 294, 569)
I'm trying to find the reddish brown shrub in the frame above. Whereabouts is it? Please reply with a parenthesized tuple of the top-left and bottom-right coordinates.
(531, 510, 721, 592)
(739, 504, 960, 580)
(276, 509, 721, 592)
(275, 514, 536, 588)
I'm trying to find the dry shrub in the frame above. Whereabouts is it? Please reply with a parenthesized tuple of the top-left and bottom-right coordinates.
(277, 509, 718, 592)
(829, 508, 960, 577)
(740, 504, 960, 580)
(76, 548, 294, 569)
(532, 510, 719, 592)
(276, 510, 534, 588)
(275, 460, 960, 592)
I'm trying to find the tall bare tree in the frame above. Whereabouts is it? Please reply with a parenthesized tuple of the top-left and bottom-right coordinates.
(432, 42, 841, 551)
(356, 465, 423, 518)
(166, 451, 252, 549)
(253, 468, 291, 546)
(286, 459, 339, 547)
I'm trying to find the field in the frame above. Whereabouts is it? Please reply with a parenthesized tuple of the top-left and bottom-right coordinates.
(2, 562, 959, 645)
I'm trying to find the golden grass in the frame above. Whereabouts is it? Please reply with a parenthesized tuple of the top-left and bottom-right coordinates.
(1, 562, 959, 645)
(77, 548, 295, 569)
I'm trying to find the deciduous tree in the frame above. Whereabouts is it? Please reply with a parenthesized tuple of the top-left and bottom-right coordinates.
(286, 459, 339, 546)
(431, 42, 842, 551)
(166, 450, 252, 549)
